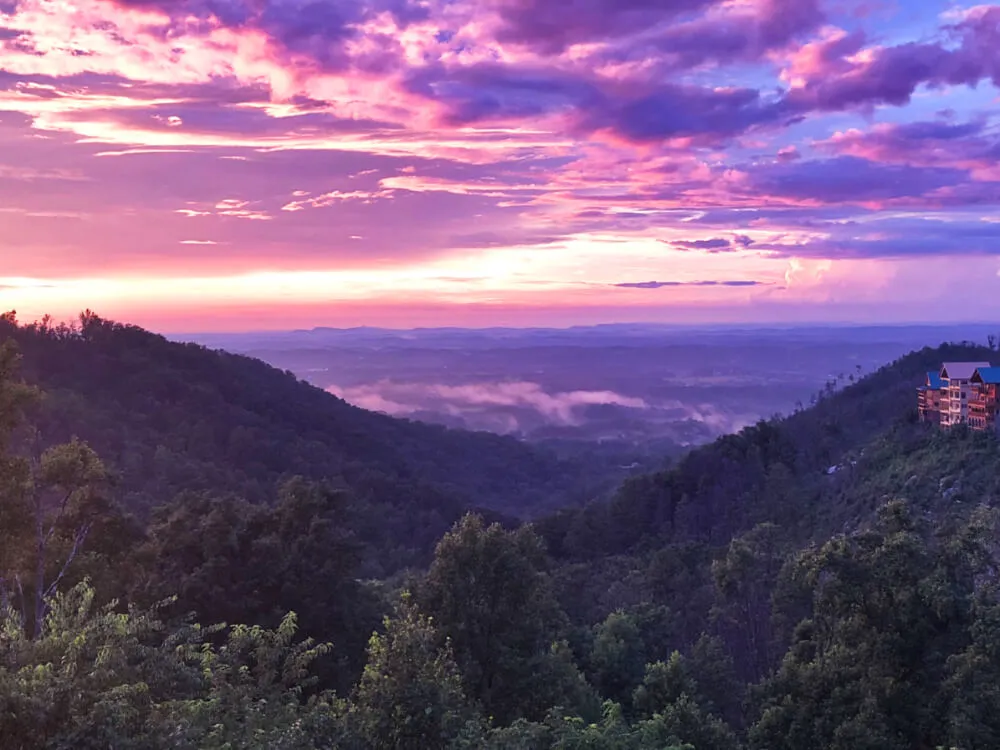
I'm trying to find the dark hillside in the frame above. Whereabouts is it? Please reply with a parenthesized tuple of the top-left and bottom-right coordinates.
(0, 313, 606, 571)
(817, 420, 1000, 533)
(538, 341, 998, 559)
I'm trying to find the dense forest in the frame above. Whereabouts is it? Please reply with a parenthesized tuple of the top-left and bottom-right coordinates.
(3, 311, 1000, 749)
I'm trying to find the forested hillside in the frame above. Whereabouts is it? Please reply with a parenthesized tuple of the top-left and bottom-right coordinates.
(537, 341, 998, 560)
(0, 312, 616, 573)
(4, 315, 1000, 749)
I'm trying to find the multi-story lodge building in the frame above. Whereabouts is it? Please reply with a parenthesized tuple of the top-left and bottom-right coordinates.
(940, 362, 992, 426)
(969, 367, 1000, 434)
(919, 361, 999, 432)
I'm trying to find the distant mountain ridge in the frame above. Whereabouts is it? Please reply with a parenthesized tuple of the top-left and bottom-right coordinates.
(181, 323, 1000, 352)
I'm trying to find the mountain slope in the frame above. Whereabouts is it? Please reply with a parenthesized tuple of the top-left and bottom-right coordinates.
(538, 341, 999, 559)
(1, 313, 609, 571)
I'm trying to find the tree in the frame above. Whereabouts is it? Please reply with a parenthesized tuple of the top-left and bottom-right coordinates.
(588, 610, 647, 707)
(172, 610, 338, 750)
(749, 502, 977, 750)
(631, 653, 740, 750)
(135, 478, 380, 693)
(632, 654, 699, 719)
(711, 523, 787, 682)
(0, 341, 110, 636)
(637, 694, 739, 750)
(348, 593, 484, 750)
(418, 514, 569, 724)
(485, 702, 694, 750)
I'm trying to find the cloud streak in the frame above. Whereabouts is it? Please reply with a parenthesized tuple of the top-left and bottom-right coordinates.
(613, 280, 767, 289)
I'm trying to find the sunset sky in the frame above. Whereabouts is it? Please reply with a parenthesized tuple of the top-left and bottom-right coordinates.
(1, 0, 999, 330)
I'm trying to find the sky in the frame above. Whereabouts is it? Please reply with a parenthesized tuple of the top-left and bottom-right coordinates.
(1, 0, 999, 331)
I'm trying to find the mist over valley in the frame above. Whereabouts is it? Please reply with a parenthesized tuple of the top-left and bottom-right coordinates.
(184, 323, 997, 450)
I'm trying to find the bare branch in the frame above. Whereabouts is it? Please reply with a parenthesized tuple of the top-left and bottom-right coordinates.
(43, 488, 76, 546)
(44, 522, 91, 600)
(15, 574, 26, 631)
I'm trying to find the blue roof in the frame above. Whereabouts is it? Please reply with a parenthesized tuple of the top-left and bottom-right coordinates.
(926, 371, 945, 389)
(974, 367, 1000, 385)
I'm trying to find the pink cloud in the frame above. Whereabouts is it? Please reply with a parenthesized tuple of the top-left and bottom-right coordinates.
(3, 0, 1000, 330)
(818, 120, 1000, 180)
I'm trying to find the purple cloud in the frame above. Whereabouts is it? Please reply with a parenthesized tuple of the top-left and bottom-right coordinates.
(578, 83, 793, 143)
(404, 63, 602, 125)
(787, 8, 1000, 113)
(92, 0, 426, 71)
(818, 119, 1000, 178)
(598, 0, 825, 73)
(492, 0, 716, 52)
(755, 219, 1000, 260)
(6, 0, 1000, 332)
(668, 235, 755, 252)
(407, 64, 793, 144)
(744, 156, 974, 204)
(614, 280, 766, 289)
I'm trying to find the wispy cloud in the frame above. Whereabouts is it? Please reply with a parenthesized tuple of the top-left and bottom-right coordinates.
(613, 280, 768, 289)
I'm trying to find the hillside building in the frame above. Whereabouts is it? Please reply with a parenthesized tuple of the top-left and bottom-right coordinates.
(917, 371, 945, 424)
(939, 362, 992, 427)
(969, 367, 1000, 434)
(919, 361, 1000, 432)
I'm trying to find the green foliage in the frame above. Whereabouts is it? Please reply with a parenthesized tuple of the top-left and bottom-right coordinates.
(0, 338, 38, 449)
(0, 339, 119, 636)
(172, 611, 337, 750)
(419, 514, 572, 724)
(347, 594, 484, 750)
(485, 702, 704, 750)
(632, 654, 698, 718)
(537, 341, 997, 561)
(942, 602, 1000, 749)
(134, 478, 380, 692)
(638, 693, 739, 750)
(750, 503, 1000, 750)
(588, 610, 647, 707)
(0, 582, 175, 749)
(631, 653, 739, 750)
(686, 635, 743, 724)
(711, 523, 788, 682)
(0, 581, 335, 750)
